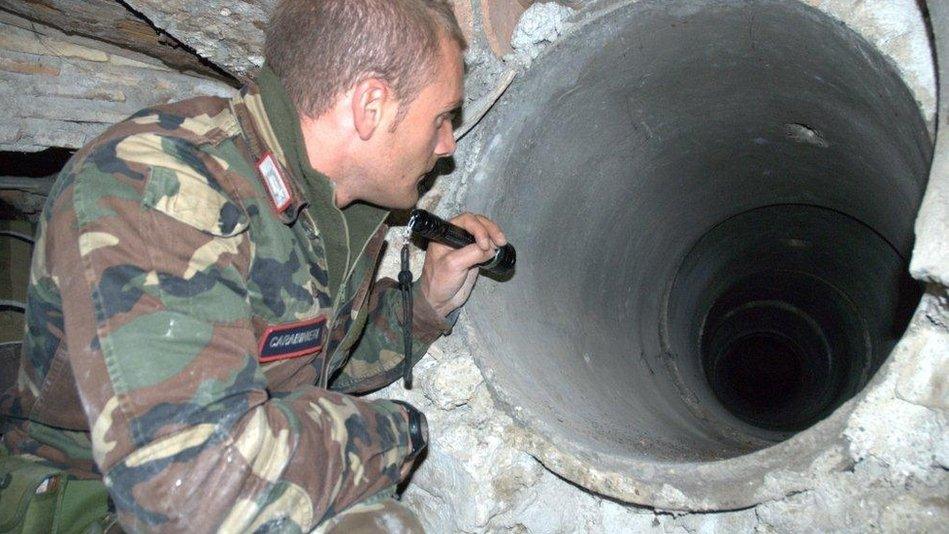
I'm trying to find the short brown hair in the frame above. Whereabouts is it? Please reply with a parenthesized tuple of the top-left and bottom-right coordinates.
(265, 0, 467, 119)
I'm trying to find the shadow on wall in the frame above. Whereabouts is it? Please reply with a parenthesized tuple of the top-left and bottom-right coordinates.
(1, 221, 32, 395)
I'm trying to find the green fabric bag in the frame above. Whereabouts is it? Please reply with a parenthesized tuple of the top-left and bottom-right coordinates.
(0, 447, 113, 534)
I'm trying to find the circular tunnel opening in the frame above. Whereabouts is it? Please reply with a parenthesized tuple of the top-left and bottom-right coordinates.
(675, 204, 921, 438)
(711, 331, 809, 417)
(462, 0, 931, 507)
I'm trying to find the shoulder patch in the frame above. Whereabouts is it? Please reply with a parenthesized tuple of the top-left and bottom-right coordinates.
(257, 152, 292, 213)
(258, 316, 327, 363)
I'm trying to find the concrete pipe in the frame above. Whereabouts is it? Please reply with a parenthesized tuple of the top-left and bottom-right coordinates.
(461, 0, 932, 510)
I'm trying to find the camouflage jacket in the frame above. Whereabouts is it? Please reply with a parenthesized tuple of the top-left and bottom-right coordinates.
(0, 68, 451, 531)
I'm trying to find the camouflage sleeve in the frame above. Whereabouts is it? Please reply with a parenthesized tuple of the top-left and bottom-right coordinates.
(53, 134, 414, 531)
(330, 277, 451, 394)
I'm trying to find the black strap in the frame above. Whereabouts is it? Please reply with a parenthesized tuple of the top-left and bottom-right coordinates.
(399, 244, 414, 389)
(390, 400, 427, 460)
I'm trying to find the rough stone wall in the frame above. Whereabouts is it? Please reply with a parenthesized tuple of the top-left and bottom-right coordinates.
(118, 0, 272, 77)
(371, 1, 948, 532)
(0, 12, 234, 152)
(0, 0, 225, 78)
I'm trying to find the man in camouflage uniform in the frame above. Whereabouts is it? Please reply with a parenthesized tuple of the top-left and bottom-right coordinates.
(0, 0, 507, 531)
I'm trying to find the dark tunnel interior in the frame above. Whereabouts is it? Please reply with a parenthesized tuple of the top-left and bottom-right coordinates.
(463, 0, 932, 462)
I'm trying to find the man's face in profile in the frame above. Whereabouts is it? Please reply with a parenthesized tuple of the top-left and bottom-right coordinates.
(369, 37, 465, 210)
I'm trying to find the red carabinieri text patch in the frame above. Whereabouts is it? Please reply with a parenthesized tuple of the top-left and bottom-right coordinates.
(258, 316, 327, 363)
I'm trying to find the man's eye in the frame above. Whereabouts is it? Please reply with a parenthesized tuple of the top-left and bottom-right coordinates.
(438, 112, 457, 128)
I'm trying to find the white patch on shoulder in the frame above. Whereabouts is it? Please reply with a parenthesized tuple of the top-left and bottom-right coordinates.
(257, 152, 291, 212)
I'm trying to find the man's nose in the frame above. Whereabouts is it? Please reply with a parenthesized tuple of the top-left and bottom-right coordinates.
(434, 121, 456, 158)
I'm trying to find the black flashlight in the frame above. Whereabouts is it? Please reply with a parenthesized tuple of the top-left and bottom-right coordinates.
(408, 209, 516, 278)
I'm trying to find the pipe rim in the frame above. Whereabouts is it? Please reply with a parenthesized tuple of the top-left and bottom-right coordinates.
(461, 0, 936, 510)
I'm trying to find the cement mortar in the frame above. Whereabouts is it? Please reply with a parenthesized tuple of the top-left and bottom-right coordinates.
(371, 0, 948, 531)
(509, 2, 576, 65)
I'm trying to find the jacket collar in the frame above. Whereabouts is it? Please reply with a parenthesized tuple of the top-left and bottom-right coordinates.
(230, 67, 389, 240)
(229, 67, 312, 224)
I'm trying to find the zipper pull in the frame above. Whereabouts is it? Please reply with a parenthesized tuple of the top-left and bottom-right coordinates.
(300, 210, 319, 240)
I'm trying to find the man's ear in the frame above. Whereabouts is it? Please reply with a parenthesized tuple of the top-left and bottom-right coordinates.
(352, 78, 392, 141)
